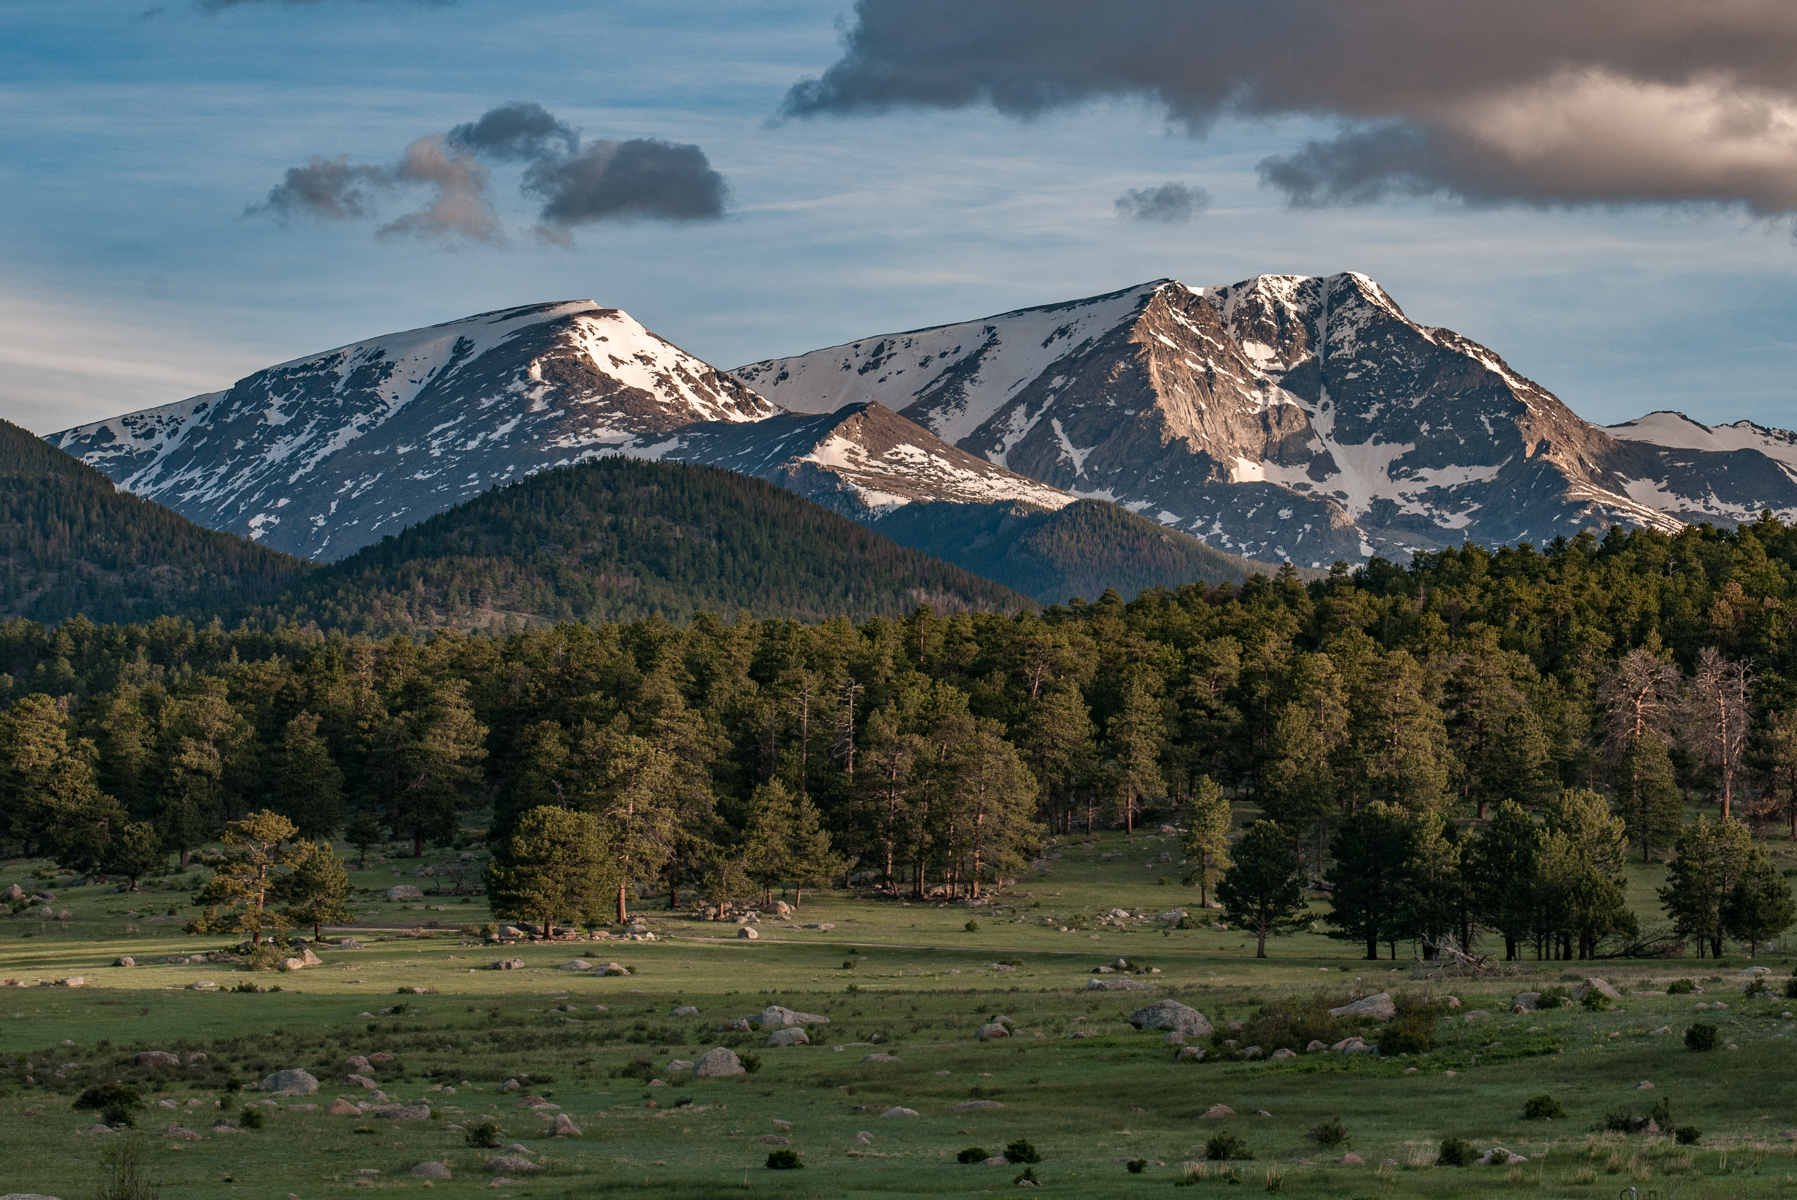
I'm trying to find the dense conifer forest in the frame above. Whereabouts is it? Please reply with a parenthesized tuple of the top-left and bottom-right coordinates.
(5, 515, 1797, 961)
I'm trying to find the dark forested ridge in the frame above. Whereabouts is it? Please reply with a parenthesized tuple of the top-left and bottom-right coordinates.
(7, 516, 1797, 961)
(246, 456, 1031, 634)
(874, 498, 1306, 602)
(0, 418, 312, 625)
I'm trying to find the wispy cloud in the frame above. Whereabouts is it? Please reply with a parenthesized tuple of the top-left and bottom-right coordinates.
(1114, 182, 1208, 223)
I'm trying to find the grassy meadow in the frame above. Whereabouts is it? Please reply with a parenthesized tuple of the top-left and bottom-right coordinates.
(2, 829, 1796, 1198)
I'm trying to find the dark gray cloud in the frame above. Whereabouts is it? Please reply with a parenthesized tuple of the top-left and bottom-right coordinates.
(251, 155, 392, 223)
(781, 0, 1797, 216)
(253, 103, 726, 247)
(447, 101, 578, 162)
(525, 139, 728, 226)
(1114, 182, 1208, 223)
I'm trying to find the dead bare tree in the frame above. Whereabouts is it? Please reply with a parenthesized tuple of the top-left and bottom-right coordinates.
(1689, 647, 1752, 820)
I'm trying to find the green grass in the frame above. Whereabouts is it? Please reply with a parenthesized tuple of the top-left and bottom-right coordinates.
(2, 829, 1796, 1197)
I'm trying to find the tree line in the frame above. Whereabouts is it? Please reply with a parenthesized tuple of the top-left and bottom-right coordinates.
(4, 517, 1797, 957)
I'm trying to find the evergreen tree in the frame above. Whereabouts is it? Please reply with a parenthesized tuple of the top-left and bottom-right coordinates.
(853, 708, 924, 889)
(573, 719, 682, 923)
(1181, 774, 1232, 909)
(1538, 789, 1635, 959)
(787, 788, 845, 906)
(279, 840, 353, 940)
(1659, 814, 1753, 958)
(1721, 847, 1797, 958)
(1325, 802, 1421, 960)
(344, 809, 383, 868)
(1105, 674, 1166, 833)
(1466, 800, 1538, 960)
(370, 678, 487, 857)
(272, 712, 345, 841)
(186, 810, 303, 946)
(1018, 684, 1093, 833)
(484, 806, 607, 934)
(100, 820, 164, 891)
(938, 716, 1038, 899)
(1615, 734, 1683, 863)
(741, 778, 796, 907)
(1215, 819, 1306, 957)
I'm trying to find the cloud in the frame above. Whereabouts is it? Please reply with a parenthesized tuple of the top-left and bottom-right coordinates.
(1114, 182, 1208, 223)
(525, 139, 729, 226)
(196, 0, 451, 10)
(447, 101, 577, 162)
(780, 0, 1797, 216)
(253, 103, 726, 247)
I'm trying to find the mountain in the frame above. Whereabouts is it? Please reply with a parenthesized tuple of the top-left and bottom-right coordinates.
(0, 418, 311, 625)
(47, 302, 774, 562)
(873, 497, 1301, 604)
(737, 274, 1797, 564)
(248, 455, 1029, 634)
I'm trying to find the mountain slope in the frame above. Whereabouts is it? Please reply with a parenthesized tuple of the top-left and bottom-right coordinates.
(738, 274, 1797, 563)
(0, 418, 312, 624)
(48, 302, 774, 562)
(247, 455, 1029, 634)
(872, 498, 1301, 604)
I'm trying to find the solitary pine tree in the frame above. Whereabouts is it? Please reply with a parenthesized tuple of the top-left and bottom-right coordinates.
(186, 810, 303, 947)
(280, 840, 354, 941)
(484, 806, 607, 935)
(100, 821, 163, 892)
(1215, 820, 1307, 957)
(1721, 848, 1796, 958)
(787, 789, 845, 906)
(1659, 815, 1753, 958)
(344, 809, 383, 869)
(741, 779, 796, 907)
(1182, 774, 1232, 909)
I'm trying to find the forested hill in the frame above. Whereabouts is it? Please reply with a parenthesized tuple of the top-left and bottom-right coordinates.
(0, 418, 312, 625)
(245, 456, 1030, 634)
(874, 498, 1304, 603)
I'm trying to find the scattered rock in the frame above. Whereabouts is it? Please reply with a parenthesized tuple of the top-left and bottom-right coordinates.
(1511, 992, 1540, 1012)
(161, 1126, 202, 1140)
(975, 1023, 1010, 1041)
(1476, 1146, 1520, 1166)
(386, 885, 422, 901)
(410, 1163, 451, 1179)
(1176, 1046, 1205, 1062)
(665, 1059, 694, 1072)
(1574, 978, 1623, 1002)
(1305, 1040, 1328, 1053)
(134, 1051, 179, 1069)
(260, 1069, 319, 1096)
(757, 1005, 830, 1028)
(737, 927, 759, 940)
(1085, 977, 1148, 991)
(1201, 1104, 1235, 1119)
(1127, 999, 1212, 1036)
(484, 1157, 539, 1175)
(1270, 1048, 1297, 1060)
(377, 1105, 431, 1121)
(693, 1047, 746, 1078)
(758, 1134, 791, 1145)
(558, 960, 592, 972)
(552, 1114, 581, 1137)
(879, 1107, 918, 1118)
(1328, 992, 1396, 1021)
(1240, 1046, 1263, 1059)
(344, 1055, 371, 1072)
(670, 1006, 700, 1017)
(345, 1074, 378, 1089)
(951, 1100, 1005, 1111)
(766, 1028, 810, 1047)
(499, 1080, 521, 1093)
(491, 959, 525, 971)
(114, 957, 135, 968)
(1650, 1025, 1673, 1036)
(326, 1099, 360, 1116)
(1341, 1153, 1364, 1165)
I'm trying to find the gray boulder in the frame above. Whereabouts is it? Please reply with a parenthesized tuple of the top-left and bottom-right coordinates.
(693, 1047, 746, 1078)
(558, 960, 592, 972)
(491, 958, 525, 971)
(766, 1028, 810, 1047)
(409, 1163, 451, 1179)
(757, 1005, 829, 1028)
(1128, 999, 1212, 1036)
(974, 1022, 1010, 1041)
(1574, 978, 1623, 1002)
(377, 1104, 431, 1120)
(670, 1006, 700, 1017)
(1085, 977, 1149, 991)
(259, 1069, 318, 1096)
(1511, 992, 1540, 1012)
(1176, 1046, 1205, 1062)
(485, 1157, 539, 1174)
(386, 885, 422, 901)
(1328, 993, 1397, 1021)
(134, 1051, 179, 1069)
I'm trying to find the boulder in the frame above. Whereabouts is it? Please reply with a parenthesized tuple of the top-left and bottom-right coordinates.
(757, 1005, 829, 1028)
(1511, 992, 1540, 1012)
(345, 1074, 378, 1089)
(600, 962, 629, 976)
(496, 926, 524, 940)
(1175, 1046, 1205, 1062)
(161, 1126, 202, 1140)
(950, 1100, 1004, 1110)
(278, 958, 308, 972)
(260, 1069, 319, 1096)
(552, 1113, 581, 1136)
(736, 927, 759, 940)
(1270, 1048, 1297, 1060)
(368, 1053, 394, 1064)
(1201, 1104, 1235, 1119)
(410, 1163, 451, 1179)
(378, 1104, 431, 1120)
(344, 1055, 371, 1071)
(327, 1099, 361, 1116)
(975, 1023, 1011, 1041)
(1240, 1046, 1263, 1059)
(386, 885, 422, 901)
(1650, 1025, 1673, 1036)
(665, 1059, 694, 1072)
(114, 957, 135, 968)
(1328, 993, 1397, 1021)
(134, 1051, 180, 1069)
(484, 1157, 539, 1175)
(1128, 999, 1212, 1036)
(766, 1028, 810, 1047)
(758, 1135, 791, 1145)
(773, 901, 792, 915)
(1085, 977, 1148, 991)
(693, 1047, 746, 1078)
(491, 958, 525, 971)
(558, 960, 592, 972)
(670, 1005, 700, 1017)
(879, 1107, 918, 1118)
(1574, 978, 1623, 1002)
(1305, 1040, 1328, 1053)
(1475, 1147, 1520, 1166)
(861, 1053, 899, 1063)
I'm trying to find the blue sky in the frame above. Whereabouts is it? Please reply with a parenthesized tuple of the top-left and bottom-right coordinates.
(1, 0, 1793, 435)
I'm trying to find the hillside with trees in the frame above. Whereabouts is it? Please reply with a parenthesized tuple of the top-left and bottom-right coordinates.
(0, 418, 312, 624)
(246, 457, 1029, 634)
(2, 517, 1797, 960)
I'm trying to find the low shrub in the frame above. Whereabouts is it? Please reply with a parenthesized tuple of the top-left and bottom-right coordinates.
(1743, 977, 1774, 998)
(239, 1107, 265, 1130)
(1579, 990, 1612, 1012)
(1436, 1136, 1475, 1167)
(1005, 1139, 1042, 1164)
(1306, 1117, 1350, 1149)
(1684, 1023, 1721, 1052)
(1522, 1094, 1567, 1121)
(1602, 1110, 1641, 1133)
(76, 1082, 143, 1126)
(740, 1053, 763, 1074)
(1537, 985, 1574, 1007)
(1205, 1133, 1253, 1161)
(964, 920, 980, 932)
(957, 1147, 989, 1164)
(766, 1149, 803, 1169)
(1650, 1098, 1672, 1129)
(1675, 1126, 1702, 1145)
(1378, 995, 1443, 1056)
(1013, 1167, 1040, 1186)
(1783, 977, 1797, 1000)
(1667, 979, 1696, 995)
(1243, 994, 1343, 1054)
(465, 1120, 503, 1149)
(1126, 1159, 1147, 1173)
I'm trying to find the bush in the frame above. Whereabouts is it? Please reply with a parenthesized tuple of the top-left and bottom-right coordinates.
(1205, 1133, 1253, 1161)
(75, 1084, 143, 1121)
(1650, 1098, 1672, 1128)
(1522, 1094, 1567, 1121)
(465, 1120, 503, 1148)
(1675, 1126, 1702, 1145)
(765, 1149, 803, 1169)
(1783, 977, 1797, 1000)
(1013, 1167, 1040, 1186)
(1537, 985, 1574, 1008)
(1744, 977, 1774, 998)
(240, 1107, 265, 1130)
(1602, 1110, 1640, 1133)
(1685, 1023, 1721, 1052)
(1306, 1117, 1350, 1149)
(964, 920, 980, 932)
(1243, 994, 1343, 1054)
(1436, 1136, 1475, 1167)
(1126, 1159, 1147, 1173)
(1005, 1139, 1042, 1164)
(95, 1136, 157, 1200)
(1378, 995, 1443, 1056)
(740, 1052, 763, 1074)
(1667, 979, 1697, 995)
(957, 1147, 989, 1164)
(1579, 989, 1612, 1012)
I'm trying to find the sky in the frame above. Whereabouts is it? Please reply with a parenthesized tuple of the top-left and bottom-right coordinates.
(1, 0, 1794, 436)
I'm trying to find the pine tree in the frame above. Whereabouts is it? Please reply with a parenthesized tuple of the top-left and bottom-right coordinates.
(1721, 848, 1797, 958)
(1466, 801, 1538, 960)
(1615, 734, 1683, 863)
(272, 712, 345, 841)
(787, 788, 845, 906)
(742, 778, 796, 907)
(1215, 819, 1306, 957)
(186, 810, 303, 946)
(344, 809, 383, 868)
(484, 806, 607, 935)
(1181, 774, 1232, 909)
(100, 821, 164, 891)
(1325, 802, 1421, 960)
(1659, 814, 1753, 958)
(573, 719, 682, 923)
(1106, 675, 1166, 833)
(279, 840, 354, 940)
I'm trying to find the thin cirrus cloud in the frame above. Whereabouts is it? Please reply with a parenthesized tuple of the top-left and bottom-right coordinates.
(1114, 182, 1209, 223)
(250, 101, 727, 246)
(779, 0, 1797, 219)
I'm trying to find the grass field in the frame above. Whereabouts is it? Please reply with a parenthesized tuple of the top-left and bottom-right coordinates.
(2, 829, 1796, 1198)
